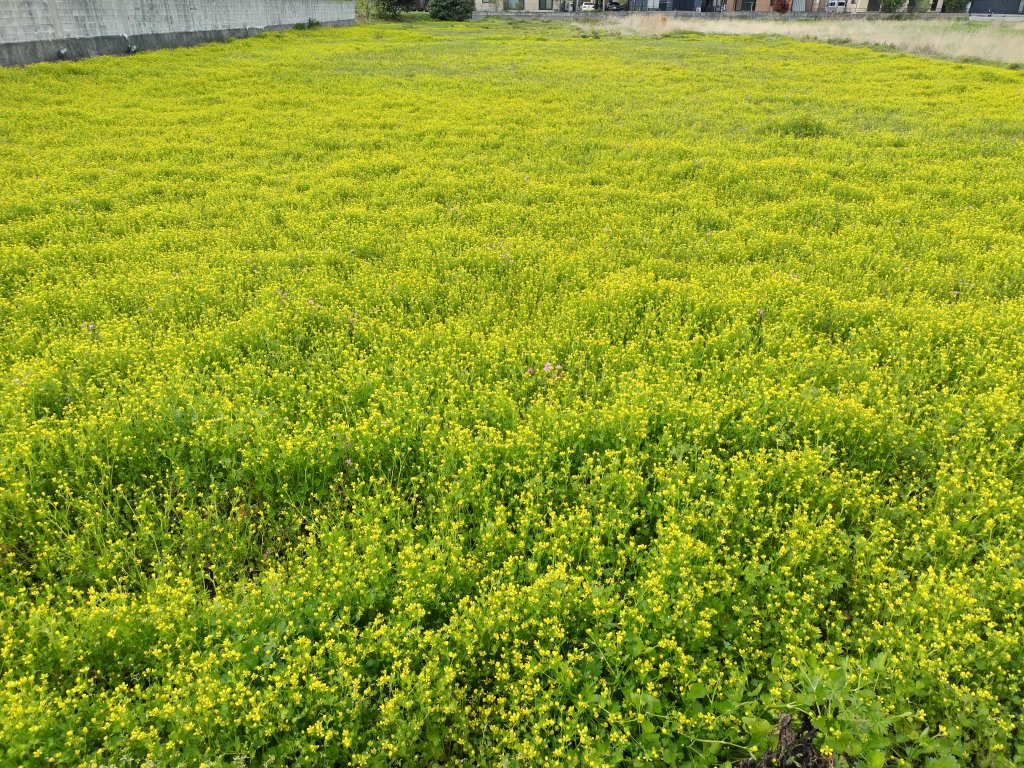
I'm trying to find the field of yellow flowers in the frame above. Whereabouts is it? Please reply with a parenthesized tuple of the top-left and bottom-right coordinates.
(1, 19, 1023, 767)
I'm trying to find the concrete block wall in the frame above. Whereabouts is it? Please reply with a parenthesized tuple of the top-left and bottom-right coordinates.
(1, 0, 355, 64)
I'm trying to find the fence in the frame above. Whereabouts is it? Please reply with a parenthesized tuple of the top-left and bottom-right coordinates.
(0, 0, 356, 66)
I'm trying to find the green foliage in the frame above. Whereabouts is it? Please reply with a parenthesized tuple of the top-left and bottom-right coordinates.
(0, 19, 1023, 768)
(429, 0, 475, 21)
(942, 0, 968, 10)
(776, 115, 833, 137)
(356, 0, 376, 21)
(374, 0, 417, 18)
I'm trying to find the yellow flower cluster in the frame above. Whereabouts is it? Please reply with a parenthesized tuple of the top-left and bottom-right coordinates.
(1, 18, 1023, 768)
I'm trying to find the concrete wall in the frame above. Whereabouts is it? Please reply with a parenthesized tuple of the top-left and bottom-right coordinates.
(0, 0, 355, 66)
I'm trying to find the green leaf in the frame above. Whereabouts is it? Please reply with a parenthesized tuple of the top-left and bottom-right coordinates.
(686, 683, 708, 700)
(743, 717, 774, 744)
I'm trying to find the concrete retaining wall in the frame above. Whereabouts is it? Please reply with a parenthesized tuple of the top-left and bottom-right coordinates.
(0, 0, 355, 66)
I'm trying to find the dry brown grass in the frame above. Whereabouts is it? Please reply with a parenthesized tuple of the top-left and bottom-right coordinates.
(594, 15, 1024, 65)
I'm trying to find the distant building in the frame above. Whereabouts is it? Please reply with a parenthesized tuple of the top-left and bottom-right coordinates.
(966, 0, 1024, 11)
(475, 0, 1021, 9)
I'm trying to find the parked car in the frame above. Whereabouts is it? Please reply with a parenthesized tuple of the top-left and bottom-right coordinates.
(607, 1, 625, 8)
(580, 1, 596, 8)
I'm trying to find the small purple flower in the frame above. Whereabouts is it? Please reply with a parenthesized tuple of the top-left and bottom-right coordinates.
(543, 363, 553, 373)
(756, 309, 766, 319)
(555, 364, 562, 371)
(87, 323, 95, 331)
(308, 299, 315, 305)
(344, 457, 353, 467)
(526, 367, 534, 375)
(348, 316, 355, 324)
(953, 290, 960, 297)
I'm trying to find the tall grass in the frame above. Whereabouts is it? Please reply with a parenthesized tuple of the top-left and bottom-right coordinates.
(598, 15, 1024, 65)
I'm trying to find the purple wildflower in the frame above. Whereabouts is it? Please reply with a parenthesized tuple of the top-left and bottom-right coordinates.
(526, 367, 534, 375)
(344, 457, 353, 467)
(543, 363, 553, 372)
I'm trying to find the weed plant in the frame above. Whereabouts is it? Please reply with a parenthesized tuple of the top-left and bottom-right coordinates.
(0, 21, 1023, 767)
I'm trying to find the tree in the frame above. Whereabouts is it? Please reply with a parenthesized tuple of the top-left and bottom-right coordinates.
(374, 0, 417, 18)
(774, 0, 790, 12)
(356, 0, 374, 21)
(429, 0, 475, 19)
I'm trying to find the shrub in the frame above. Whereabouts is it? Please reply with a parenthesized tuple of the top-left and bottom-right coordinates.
(774, 0, 790, 12)
(429, 0, 475, 19)
(375, 0, 417, 18)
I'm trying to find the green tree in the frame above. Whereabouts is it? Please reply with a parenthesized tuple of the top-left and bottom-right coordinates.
(356, 0, 374, 20)
(374, 0, 417, 18)
(429, 0, 475, 19)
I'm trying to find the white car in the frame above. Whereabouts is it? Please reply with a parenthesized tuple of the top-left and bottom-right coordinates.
(580, 2, 597, 9)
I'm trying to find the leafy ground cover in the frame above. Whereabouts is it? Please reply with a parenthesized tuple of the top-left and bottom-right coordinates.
(1, 19, 1023, 767)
